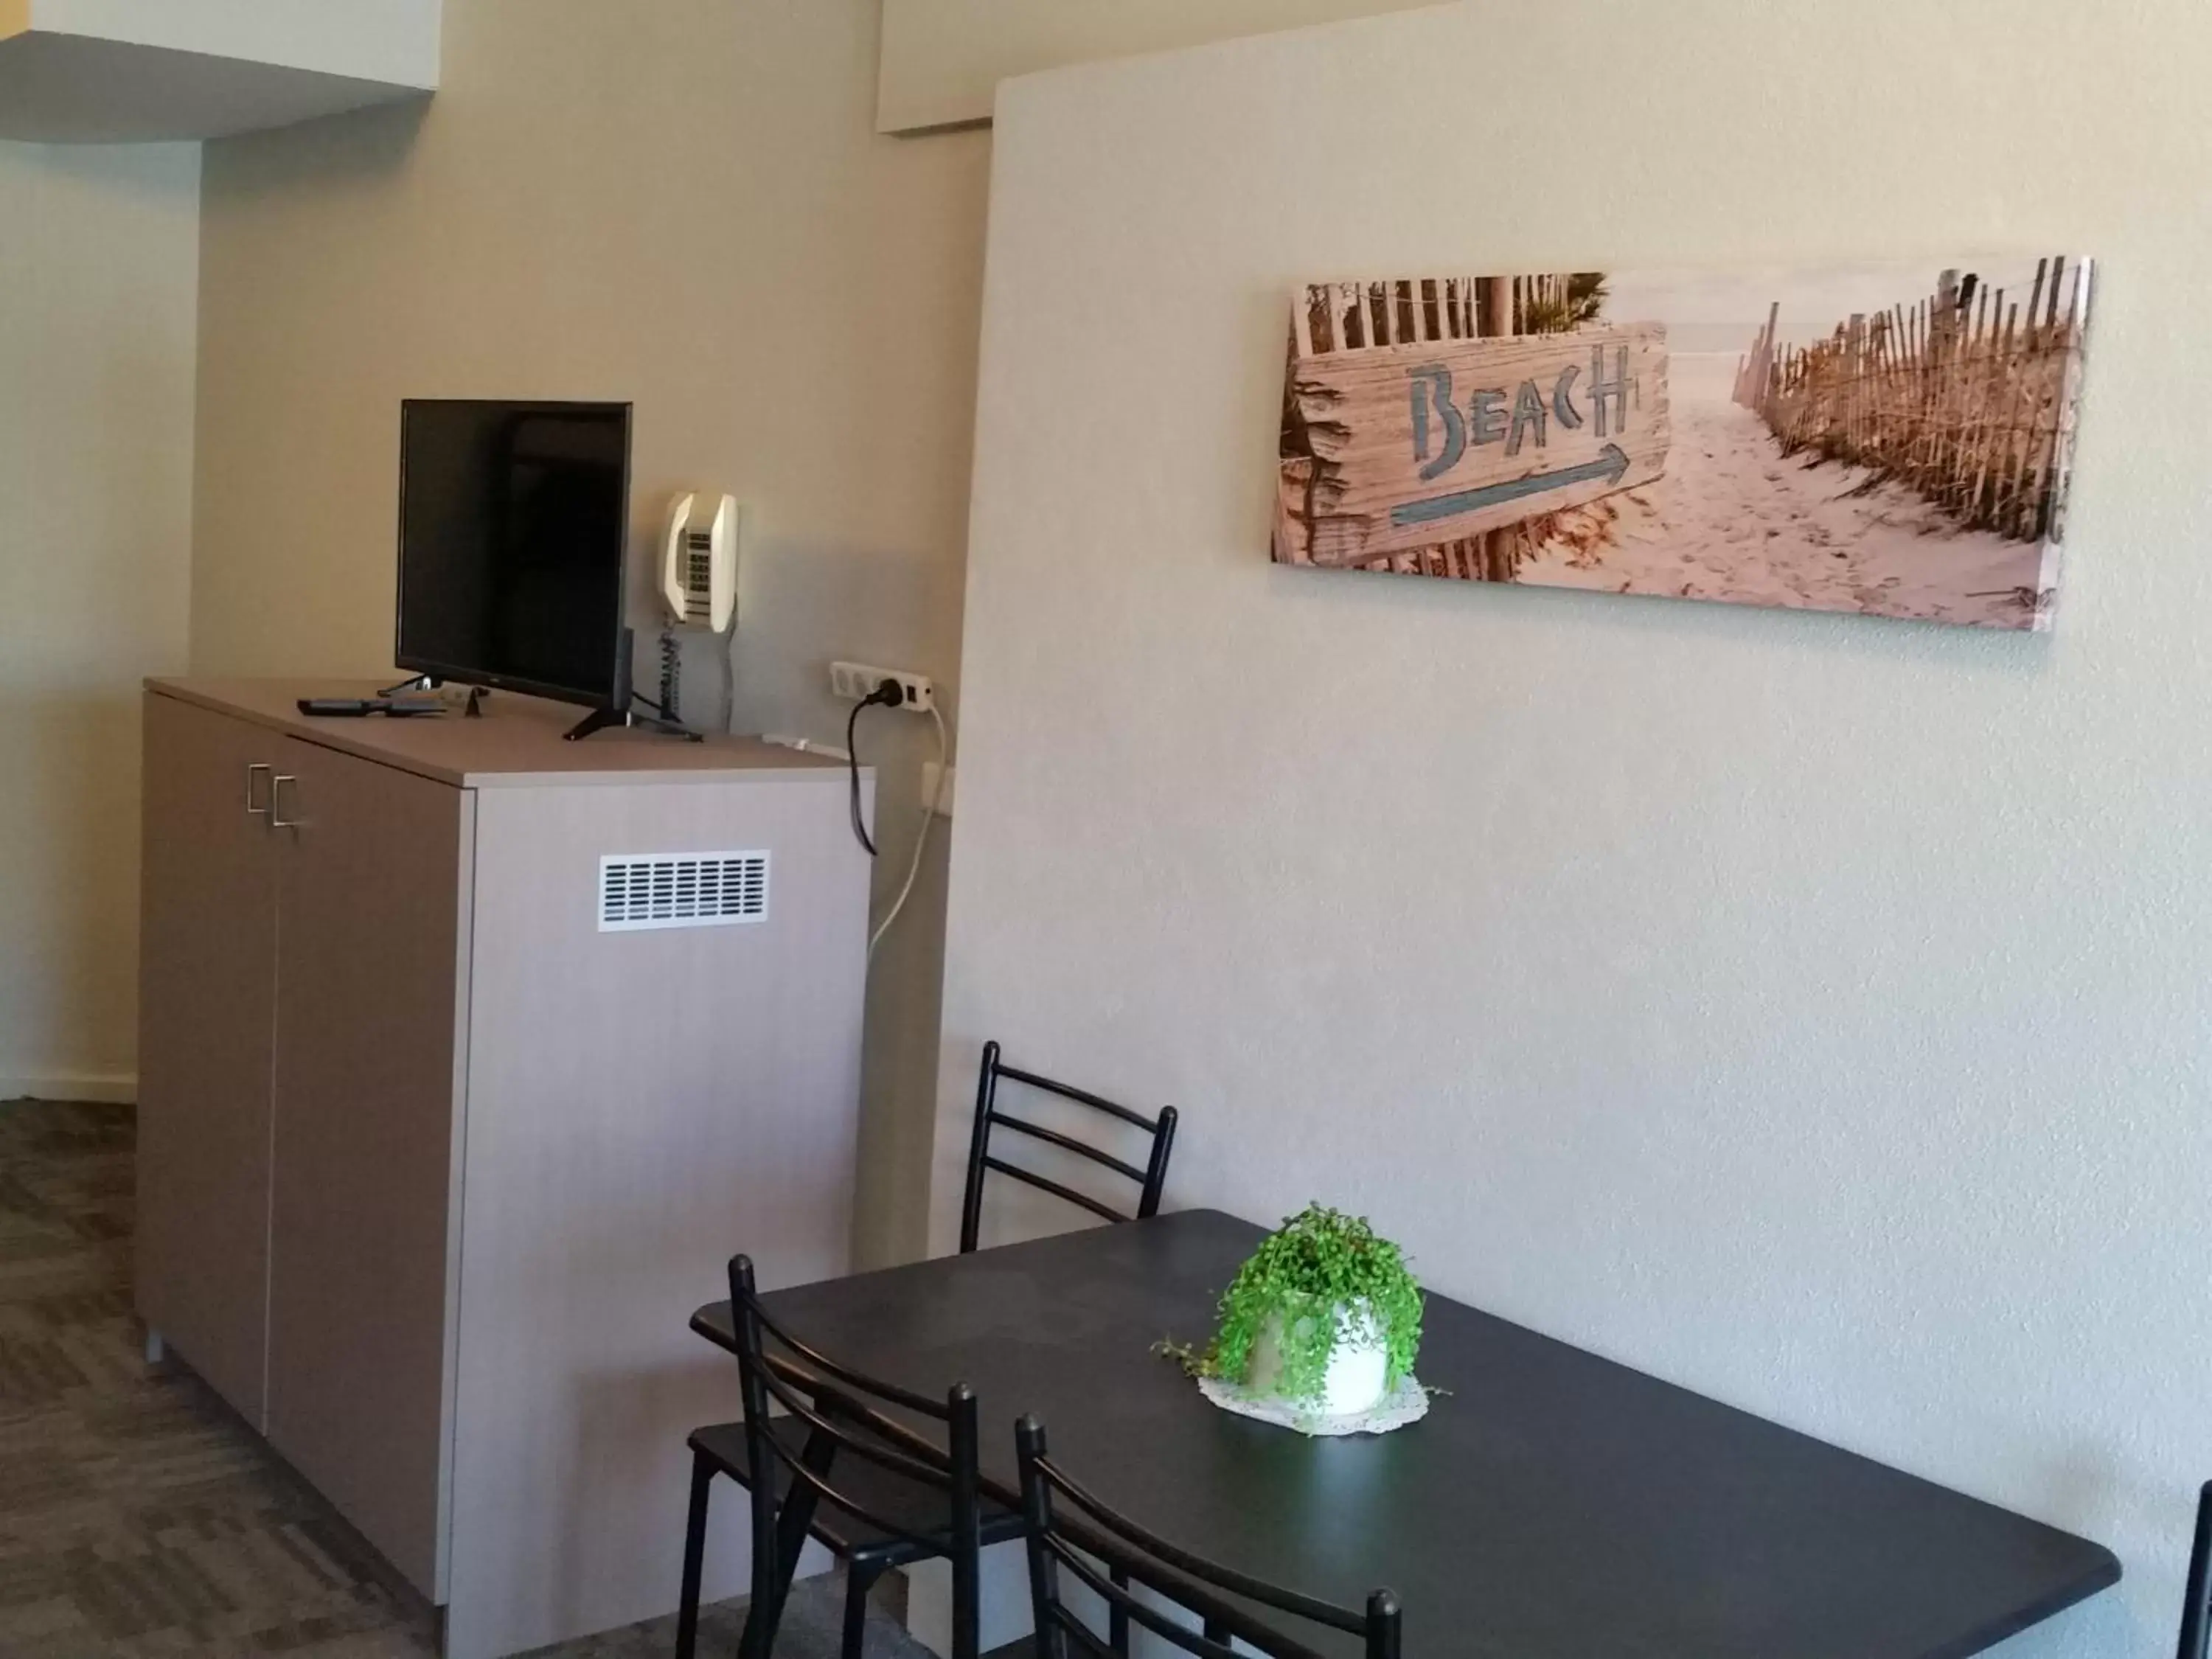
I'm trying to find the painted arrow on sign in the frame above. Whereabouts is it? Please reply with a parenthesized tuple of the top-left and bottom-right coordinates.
(1390, 444, 1631, 530)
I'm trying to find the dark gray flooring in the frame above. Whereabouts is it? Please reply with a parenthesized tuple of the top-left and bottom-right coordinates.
(0, 1097, 930, 1658)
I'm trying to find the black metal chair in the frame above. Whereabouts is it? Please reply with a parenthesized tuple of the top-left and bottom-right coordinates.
(959, 1040, 1179, 1254)
(675, 1255, 1023, 1659)
(1015, 1414, 1402, 1659)
(2180, 1481, 2212, 1659)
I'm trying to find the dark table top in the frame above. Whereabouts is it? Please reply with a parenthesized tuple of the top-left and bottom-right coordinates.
(692, 1209, 2117, 1658)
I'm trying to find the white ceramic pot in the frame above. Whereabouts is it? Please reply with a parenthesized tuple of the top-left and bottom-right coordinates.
(1244, 1299, 1390, 1416)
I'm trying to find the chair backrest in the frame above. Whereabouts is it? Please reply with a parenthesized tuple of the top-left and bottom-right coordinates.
(2180, 1481, 2212, 1659)
(959, 1040, 1179, 1254)
(1015, 1415, 1401, 1659)
(727, 1254, 982, 1658)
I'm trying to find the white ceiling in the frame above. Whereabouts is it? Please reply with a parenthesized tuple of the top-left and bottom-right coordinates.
(0, 1, 437, 144)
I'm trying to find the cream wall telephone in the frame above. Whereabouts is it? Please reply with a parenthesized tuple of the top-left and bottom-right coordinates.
(661, 491, 742, 633)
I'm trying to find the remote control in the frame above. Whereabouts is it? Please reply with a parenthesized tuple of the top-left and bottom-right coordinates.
(296, 698, 448, 718)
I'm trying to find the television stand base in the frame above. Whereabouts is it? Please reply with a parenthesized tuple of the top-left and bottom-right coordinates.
(563, 706, 703, 743)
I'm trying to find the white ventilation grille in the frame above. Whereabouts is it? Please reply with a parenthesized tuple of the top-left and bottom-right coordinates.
(598, 851, 769, 932)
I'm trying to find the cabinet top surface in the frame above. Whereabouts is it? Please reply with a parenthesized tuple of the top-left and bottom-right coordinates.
(147, 680, 854, 790)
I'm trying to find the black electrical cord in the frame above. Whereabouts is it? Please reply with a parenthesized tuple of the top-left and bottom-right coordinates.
(658, 627, 681, 723)
(846, 700, 877, 856)
(845, 683, 903, 858)
(619, 686, 712, 742)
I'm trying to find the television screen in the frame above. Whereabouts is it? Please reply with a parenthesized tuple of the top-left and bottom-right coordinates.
(396, 400, 632, 709)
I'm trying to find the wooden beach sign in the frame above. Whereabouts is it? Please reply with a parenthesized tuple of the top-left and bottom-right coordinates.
(1276, 317, 1672, 569)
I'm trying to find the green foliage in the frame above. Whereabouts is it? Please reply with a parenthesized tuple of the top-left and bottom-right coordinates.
(1163, 1204, 1423, 1401)
(1523, 271, 1611, 335)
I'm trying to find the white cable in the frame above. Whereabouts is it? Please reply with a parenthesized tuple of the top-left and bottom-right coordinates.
(761, 734, 852, 761)
(722, 625, 740, 735)
(868, 703, 947, 962)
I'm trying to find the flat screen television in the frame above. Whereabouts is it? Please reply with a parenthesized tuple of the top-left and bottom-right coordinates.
(395, 399, 633, 720)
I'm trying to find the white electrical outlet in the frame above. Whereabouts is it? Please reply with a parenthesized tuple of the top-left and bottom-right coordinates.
(830, 661, 936, 713)
(921, 761, 955, 819)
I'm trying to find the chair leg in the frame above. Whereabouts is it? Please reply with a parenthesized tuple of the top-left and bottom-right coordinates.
(841, 1562, 882, 1659)
(743, 1447, 828, 1658)
(676, 1451, 714, 1659)
(1108, 1566, 1130, 1655)
(760, 1469, 824, 1640)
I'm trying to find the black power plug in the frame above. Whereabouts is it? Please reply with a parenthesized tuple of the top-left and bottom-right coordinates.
(845, 680, 908, 856)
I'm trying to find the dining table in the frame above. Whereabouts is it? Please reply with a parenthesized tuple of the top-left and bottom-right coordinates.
(691, 1208, 2119, 1657)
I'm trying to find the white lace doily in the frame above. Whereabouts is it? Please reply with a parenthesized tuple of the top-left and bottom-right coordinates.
(1197, 1374, 1430, 1438)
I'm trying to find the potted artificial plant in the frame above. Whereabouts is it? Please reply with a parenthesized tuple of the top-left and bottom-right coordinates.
(1169, 1203, 1424, 1419)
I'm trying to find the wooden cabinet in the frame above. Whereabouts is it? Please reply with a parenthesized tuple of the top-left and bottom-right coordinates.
(136, 695, 280, 1426)
(265, 737, 467, 1596)
(137, 710, 469, 1585)
(136, 681, 871, 1658)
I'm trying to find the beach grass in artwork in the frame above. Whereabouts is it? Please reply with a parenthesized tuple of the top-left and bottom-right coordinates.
(1274, 259, 2092, 631)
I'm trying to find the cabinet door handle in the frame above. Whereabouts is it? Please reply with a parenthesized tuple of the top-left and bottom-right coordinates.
(245, 762, 273, 816)
(270, 774, 301, 831)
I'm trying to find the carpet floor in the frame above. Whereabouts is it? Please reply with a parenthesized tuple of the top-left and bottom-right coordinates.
(0, 1098, 931, 1658)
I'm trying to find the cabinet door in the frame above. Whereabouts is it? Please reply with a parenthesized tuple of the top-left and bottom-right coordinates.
(136, 694, 279, 1426)
(265, 736, 467, 1599)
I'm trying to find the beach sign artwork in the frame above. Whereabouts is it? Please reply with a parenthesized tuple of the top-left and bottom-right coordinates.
(1274, 259, 2093, 631)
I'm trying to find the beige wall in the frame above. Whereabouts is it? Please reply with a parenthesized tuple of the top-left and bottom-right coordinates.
(0, 140, 199, 1099)
(190, 0, 987, 1264)
(877, 0, 1441, 131)
(945, 1, 2211, 1650)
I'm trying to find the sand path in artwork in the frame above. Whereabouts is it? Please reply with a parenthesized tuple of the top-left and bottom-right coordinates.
(1515, 355, 2051, 630)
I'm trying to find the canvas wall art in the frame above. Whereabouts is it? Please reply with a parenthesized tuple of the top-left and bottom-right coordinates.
(1274, 258, 2093, 630)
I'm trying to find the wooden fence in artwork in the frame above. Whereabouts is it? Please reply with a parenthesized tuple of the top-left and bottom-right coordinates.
(1297, 274, 1588, 358)
(1290, 274, 1593, 580)
(1733, 257, 2089, 544)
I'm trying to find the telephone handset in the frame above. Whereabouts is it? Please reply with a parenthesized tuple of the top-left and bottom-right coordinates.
(661, 492, 742, 633)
